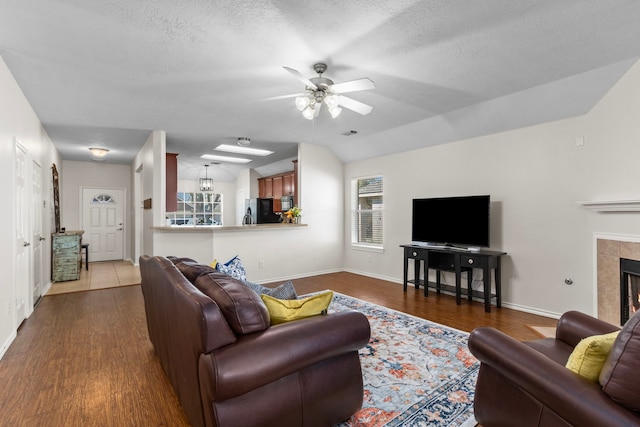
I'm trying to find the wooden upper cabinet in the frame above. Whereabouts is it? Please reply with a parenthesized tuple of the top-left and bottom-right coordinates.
(264, 177, 273, 198)
(283, 173, 294, 196)
(258, 161, 298, 212)
(166, 153, 178, 212)
(272, 176, 283, 212)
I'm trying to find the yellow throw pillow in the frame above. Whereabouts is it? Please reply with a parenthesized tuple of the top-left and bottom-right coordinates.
(210, 259, 217, 269)
(566, 331, 619, 382)
(261, 291, 334, 325)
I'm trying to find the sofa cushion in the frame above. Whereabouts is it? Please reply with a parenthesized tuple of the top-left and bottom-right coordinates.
(194, 272, 270, 335)
(565, 331, 619, 382)
(261, 291, 333, 325)
(243, 280, 298, 300)
(599, 310, 640, 411)
(175, 261, 217, 283)
(216, 256, 247, 281)
(168, 256, 197, 264)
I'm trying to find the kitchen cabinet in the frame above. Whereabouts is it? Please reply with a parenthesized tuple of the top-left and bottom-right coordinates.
(258, 167, 296, 213)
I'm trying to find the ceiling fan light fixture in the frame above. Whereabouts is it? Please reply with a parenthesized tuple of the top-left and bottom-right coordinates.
(283, 63, 375, 120)
(325, 94, 340, 108)
(301, 106, 315, 120)
(328, 106, 342, 118)
(295, 96, 310, 111)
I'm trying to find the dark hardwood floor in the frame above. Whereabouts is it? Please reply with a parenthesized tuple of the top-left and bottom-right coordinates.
(291, 272, 557, 341)
(0, 271, 558, 426)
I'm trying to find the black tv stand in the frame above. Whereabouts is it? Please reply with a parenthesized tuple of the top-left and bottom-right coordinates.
(401, 244, 507, 312)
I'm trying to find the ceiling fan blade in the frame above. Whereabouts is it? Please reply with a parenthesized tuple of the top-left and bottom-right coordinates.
(261, 93, 305, 101)
(283, 66, 318, 90)
(329, 78, 375, 94)
(338, 96, 373, 115)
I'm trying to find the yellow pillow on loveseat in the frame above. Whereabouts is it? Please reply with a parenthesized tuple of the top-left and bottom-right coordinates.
(261, 291, 333, 325)
(565, 331, 619, 382)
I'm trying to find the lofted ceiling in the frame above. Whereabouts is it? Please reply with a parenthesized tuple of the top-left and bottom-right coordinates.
(1, 1, 640, 182)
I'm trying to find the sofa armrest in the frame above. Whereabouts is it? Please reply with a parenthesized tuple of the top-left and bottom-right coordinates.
(469, 327, 640, 426)
(555, 310, 620, 348)
(199, 311, 371, 401)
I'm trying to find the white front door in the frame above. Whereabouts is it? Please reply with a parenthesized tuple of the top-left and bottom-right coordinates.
(82, 188, 125, 262)
(15, 142, 30, 323)
(32, 160, 44, 304)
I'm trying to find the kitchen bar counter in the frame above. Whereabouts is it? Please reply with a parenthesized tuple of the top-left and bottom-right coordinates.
(152, 223, 307, 232)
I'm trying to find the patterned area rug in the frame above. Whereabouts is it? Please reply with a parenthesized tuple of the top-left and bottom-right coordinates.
(330, 293, 478, 427)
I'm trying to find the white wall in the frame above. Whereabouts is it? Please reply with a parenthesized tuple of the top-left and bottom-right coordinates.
(344, 60, 640, 318)
(0, 54, 61, 358)
(61, 160, 133, 261)
(132, 130, 166, 259)
(153, 143, 345, 283)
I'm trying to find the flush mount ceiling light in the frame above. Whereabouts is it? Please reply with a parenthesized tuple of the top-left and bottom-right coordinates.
(199, 164, 213, 192)
(200, 154, 252, 164)
(237, 137, 251, 146)
(214, 144, 273, 156)
(280, 63, 375, 120)
(89, 147, 109, 157)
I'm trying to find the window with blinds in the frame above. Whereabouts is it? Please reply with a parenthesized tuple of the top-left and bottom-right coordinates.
(351, 175, 383, 247)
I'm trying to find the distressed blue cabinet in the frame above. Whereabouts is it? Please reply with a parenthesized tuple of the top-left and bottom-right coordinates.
(52, 231, 83, 282)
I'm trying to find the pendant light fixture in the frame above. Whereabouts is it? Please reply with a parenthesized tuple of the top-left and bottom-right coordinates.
(199, 164, 213, 191)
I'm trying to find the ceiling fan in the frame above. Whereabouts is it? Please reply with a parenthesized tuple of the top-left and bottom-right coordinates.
(280, 63, 375, 120)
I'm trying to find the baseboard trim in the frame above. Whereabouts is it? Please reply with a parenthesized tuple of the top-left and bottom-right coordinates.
(343, 268, 402, 285)
(0, 330, 17, 361)
(500, 302, 561, 319)
(253, 268, 344, 285)
(41, 280, 52, 297)
(343, 269, 561, 319)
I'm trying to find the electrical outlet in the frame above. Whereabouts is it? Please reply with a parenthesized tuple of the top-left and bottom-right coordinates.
(259, 260, 265, 268)
(367, 255, 372, 263)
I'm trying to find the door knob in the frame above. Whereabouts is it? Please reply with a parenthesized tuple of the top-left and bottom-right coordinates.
(39, 237, 46, 241)
(116, 228, 123, 231)
(23, 242, 30, 247)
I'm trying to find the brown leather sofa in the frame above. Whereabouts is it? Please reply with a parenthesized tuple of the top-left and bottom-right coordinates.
(139, 255, 371, 427)
(468, 311, 640, 426)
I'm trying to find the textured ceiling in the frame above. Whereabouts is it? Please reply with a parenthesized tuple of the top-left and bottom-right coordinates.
(1, 0, 640, 181)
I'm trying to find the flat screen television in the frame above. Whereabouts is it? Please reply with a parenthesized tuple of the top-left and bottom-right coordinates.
(411, 195, 490, 249)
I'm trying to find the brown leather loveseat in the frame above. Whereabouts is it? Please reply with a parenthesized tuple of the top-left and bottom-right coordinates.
(468, 310, 640, 426)
(139, 255, 371, 427)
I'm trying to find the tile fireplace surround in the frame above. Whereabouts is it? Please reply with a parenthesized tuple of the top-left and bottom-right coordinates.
(597, 236, 640, 325)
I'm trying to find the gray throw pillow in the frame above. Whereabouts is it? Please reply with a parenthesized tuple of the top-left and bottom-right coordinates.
(243, 280, 298, 300)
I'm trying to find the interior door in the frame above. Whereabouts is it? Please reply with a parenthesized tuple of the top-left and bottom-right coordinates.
(15, 142, 30, 323)
(82, 188, 125, 262)
(31, 160, 43, 305)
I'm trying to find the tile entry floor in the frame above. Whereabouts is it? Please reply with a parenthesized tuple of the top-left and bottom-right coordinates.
(47, 260, 141, 295)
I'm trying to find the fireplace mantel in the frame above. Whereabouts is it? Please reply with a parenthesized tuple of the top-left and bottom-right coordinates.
(578, 199, 640, 212)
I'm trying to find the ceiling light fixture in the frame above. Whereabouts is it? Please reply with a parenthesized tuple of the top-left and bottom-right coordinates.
(199, 164, 213, 192)
(89, 147, 109, 157)
(295, 90, 342, 121)
(282, 63, 375, 120)
(237, 137, 251, 146)
(215, 144, 273, 156)
(200, 154, 252, 164)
